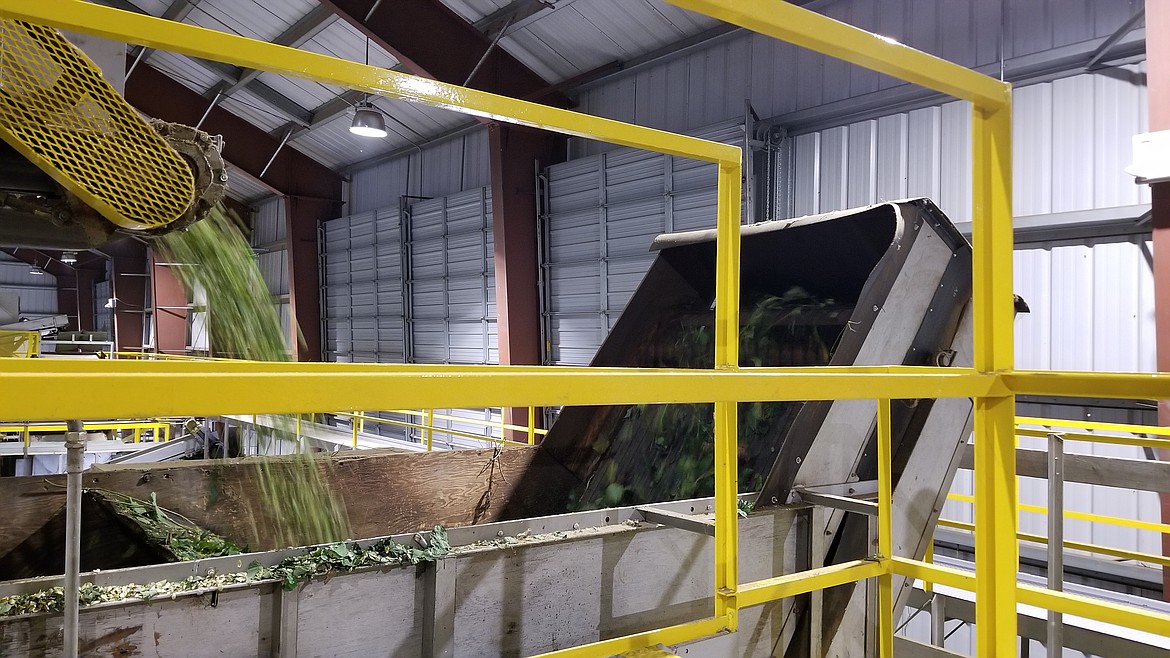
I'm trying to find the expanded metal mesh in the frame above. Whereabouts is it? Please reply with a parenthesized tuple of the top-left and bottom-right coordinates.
(0, 19, 193, 230)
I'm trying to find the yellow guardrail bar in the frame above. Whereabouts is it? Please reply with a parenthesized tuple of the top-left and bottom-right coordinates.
(0, 329, 39, 358)
(0, 419, 172, 447)
(334, 410, 532, 450)
(2, 0, 1168, 655)
(104, 351, 240, 362)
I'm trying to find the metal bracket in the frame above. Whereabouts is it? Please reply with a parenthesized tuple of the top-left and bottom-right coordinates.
(635, 506, 715, 537)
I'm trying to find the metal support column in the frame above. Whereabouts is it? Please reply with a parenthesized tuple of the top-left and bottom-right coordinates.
(1046, 433, 1064, 655)
(151, 250, 188, 355)
(110, 244, 148, 352)
(1148, 0, 1170, 602)
(63, 420, 86, 658)
(488, 124, 563, 441)
(285, 196, 341, 362)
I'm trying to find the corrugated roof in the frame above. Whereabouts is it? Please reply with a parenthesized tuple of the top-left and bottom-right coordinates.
(93, 0, 725, 199)
(442, 0, 720, 79)
(227, 165, 277, 204)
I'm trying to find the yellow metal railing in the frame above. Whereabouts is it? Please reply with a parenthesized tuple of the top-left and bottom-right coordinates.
(940, 416, 1170, 569)
(335, 407, 546, 450)
(0, 329, 39, 358)
(0, 419, 172, 449)
(0, 1, 1167, 656)
(104, 351, 238, 362)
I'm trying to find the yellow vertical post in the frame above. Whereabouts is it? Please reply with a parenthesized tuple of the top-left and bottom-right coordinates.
(426, 409, 435, 452)
(133, 427, 141, 443)
(924, 538, 935, 593)
(712, 159, 742, 630)
(527, 406, 536, 445)
(876, 398, 894, 658)
(352, 414, 359, 449)
(972, 98, 1017, 657)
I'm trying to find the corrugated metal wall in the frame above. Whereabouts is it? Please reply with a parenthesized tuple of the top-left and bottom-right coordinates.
(572, 0, 1142, 153)
(0, 252, 57, 316)
(542, 121, 744, 364)
(790, 65, 1150, 219)
(348, 128, 490, 215)
(93, 278, 112, 334)
(322, 207, 405, 363)
(322, 189, 500, 445)
(253, 197, 291, 350)
(405, 188, 498, 365)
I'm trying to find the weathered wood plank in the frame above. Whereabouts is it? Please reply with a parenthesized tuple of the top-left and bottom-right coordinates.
(0, 445, 574, 575)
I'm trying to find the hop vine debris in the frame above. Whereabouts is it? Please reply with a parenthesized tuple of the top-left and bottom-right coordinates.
(0, 527, 450, 618)
(155, 206, 351, 547)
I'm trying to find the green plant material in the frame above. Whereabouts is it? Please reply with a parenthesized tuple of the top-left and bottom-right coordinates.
(572, 288, 852, 509)
(0, 527, 450, 618)
(737, 498, 754, 518)
(98, 490, 241, 561)
(154, 206, 351, 548)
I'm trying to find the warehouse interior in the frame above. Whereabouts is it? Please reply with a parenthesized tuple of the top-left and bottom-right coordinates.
(0, 0, 1168, 656)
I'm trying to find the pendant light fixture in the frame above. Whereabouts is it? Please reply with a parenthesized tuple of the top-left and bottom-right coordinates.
(350, 38, 388, 138)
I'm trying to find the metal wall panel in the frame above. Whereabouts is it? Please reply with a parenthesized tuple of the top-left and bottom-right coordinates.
(348, 128, 490, 215)
(322, 208, 406, 365)
(253, 196, 286, 245)
(405, 188, 497, 366)
(0, 253, 57, 315)
(791, 66, 1149, 222)
(256, 251, 288, 297)
(570, 0, 1142, 151)
(94, 279, 112, 333)
(543, 122, 744, 365)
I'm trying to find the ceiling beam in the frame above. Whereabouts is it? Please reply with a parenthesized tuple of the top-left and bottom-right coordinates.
(220, 5, 337, 97)
(123, 0, 202, 74)
(319, 0, 570, 107)
(125, 62, 342, 202)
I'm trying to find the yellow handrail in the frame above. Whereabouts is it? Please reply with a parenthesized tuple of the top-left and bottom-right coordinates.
(334, 411, 530, 449)
(0, 419, 172, 446)
(947, 492, 1170, 536)
(7, 1, 1170, 654)
(0, 330, 39, 358)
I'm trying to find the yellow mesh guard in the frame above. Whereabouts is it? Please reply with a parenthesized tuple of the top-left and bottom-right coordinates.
(0, 19, 193, 230)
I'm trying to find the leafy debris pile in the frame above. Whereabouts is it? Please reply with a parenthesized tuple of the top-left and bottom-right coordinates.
(0, 527, 449, 618)
(98, 490, 241, 561)
(573, 288, 852, 509)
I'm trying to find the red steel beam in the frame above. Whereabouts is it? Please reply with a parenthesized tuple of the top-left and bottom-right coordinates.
(55, 269, 97, 333)
(150, 252, 188, 355)
(489, 124, 564, 440)
(108, 246, 148, 353)
(286, 196, 333, 362)
(1148, 0, 1170, 601)
(324, 0, 567, 399)
(319, 0, 570, 107)
(125, 62, 342, 201)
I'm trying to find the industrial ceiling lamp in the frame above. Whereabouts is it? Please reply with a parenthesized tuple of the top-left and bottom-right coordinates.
(350, 37, 388, 138)
(61, 251, 77, 265)
(350, 100, 388, 138)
